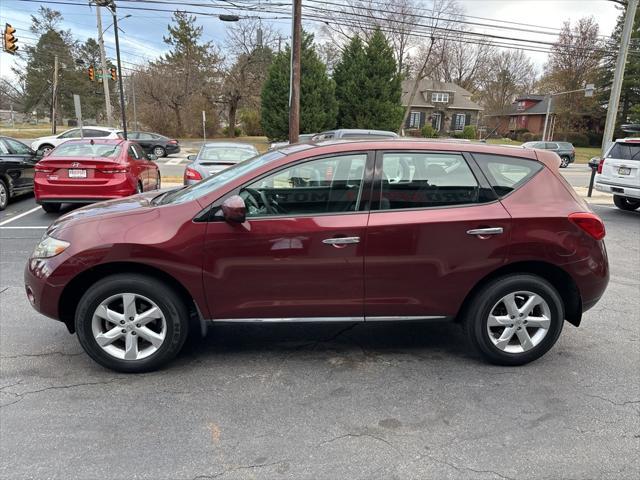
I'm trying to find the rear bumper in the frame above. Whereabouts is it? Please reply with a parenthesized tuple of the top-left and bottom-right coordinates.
(166, 145, 180, 154)
(594, 180, 640, 200)
(34, 175, 137, 202)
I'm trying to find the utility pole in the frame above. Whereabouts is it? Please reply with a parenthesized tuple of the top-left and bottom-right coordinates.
(288, 0, 301, 143)
(51, 55, 58, 135)
(131, 75, 138, 130)
(542, 95, 552, 141)
(96, 6, 113, 127)
(601, 0, 638, 155)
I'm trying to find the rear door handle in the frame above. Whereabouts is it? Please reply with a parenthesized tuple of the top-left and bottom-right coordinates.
(322, 236, 360, 246)
(466, 227, 504, 236)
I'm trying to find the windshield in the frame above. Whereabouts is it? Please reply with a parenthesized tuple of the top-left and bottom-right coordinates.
(198, 145, 257, 163)
(607, 142, 640, 161)
(161, 150, 284, 205)
(49, 143, 121, 158)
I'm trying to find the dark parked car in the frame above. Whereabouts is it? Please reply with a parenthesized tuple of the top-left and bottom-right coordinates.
(522, 141, 575, 168)
(0, 136, 41, 210)
(184, 142, 259, 185)
(128, 131, 180, 157)
(25, 140, 608, 372)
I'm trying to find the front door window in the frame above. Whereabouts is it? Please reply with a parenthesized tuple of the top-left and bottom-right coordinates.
(240, 154, 367, 217)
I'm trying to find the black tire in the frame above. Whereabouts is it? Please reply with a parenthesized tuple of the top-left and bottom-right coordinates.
(136, 182, 143, 194)
(464, 274, 564, 366)
(560, 156, 570, 168)
(0, 179, 8, 211)
(613, 195, 640, 211)
(75, 274, 189, 373)
(153, 146, 166, 158)
(41, 203, 61, 213)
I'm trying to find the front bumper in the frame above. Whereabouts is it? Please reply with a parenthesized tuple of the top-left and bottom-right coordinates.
(24, 253, 69, 325)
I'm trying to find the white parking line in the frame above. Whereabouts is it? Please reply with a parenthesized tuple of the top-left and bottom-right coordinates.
(0, 206, 41, 227)
(0, 225, 47, 229)
(165, 157, 184, 165)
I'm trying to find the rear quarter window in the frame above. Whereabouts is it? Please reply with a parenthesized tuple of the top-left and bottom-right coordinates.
(473, 153, 543, 197)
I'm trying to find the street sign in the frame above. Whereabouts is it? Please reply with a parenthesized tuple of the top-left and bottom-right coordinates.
(585, 84, 595, 97)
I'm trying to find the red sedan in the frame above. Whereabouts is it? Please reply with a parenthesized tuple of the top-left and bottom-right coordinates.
(34, 138, 160, 212)
(25, 140, 608, 372)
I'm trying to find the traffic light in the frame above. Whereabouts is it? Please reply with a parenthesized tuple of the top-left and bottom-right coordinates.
(88, 65, 95, 81)
(110, 67, 117, 81)
(3, 23, 18, 55)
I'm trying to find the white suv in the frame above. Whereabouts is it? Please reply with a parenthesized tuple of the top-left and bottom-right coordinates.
(31, 127, 122, 154)
(594, 138, 640, 211)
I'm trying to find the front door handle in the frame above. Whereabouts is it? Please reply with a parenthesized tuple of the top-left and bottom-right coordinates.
(322, 236, 360, 246)
(466, 227, 504, 237)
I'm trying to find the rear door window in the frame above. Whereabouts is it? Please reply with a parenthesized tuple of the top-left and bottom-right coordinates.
(473, 154, 543, 197)
(606, 142, 640, 161)
(84, 129, 110, 138)
(377, 152, 489, 209)
(545, 143, 558, 150)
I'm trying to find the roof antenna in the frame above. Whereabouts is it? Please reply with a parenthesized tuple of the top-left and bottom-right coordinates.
(90, 139, 95, 145)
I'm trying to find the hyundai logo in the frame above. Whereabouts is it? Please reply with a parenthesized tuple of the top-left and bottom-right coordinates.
(71, 162, 81, 168)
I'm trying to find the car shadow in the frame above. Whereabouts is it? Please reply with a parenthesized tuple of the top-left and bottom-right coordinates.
(176, 320, 475, 366)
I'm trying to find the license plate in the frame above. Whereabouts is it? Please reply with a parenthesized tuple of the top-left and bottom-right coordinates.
(68, 169, 87, 178)
(618, 167, 631, 175)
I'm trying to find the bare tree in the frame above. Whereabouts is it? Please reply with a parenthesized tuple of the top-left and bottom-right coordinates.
(220, 20, 277, 137)
(317, 0, 421, 74)
(477, 49, 536, 116)
(538, 17, 603, 133)
(399, 0, 463, 132)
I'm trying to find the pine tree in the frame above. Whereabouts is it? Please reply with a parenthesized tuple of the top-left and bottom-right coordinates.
(361, 29, 404, 131)
(332, 29, 403, 131)
(260, 32, 337, 141)
(333, 36, 367, 128)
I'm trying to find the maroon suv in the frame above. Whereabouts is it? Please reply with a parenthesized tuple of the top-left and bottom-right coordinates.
(25, 141, 609, 372)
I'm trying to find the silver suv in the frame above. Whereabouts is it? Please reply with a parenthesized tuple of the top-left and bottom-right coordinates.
(594, 138, 640, 211)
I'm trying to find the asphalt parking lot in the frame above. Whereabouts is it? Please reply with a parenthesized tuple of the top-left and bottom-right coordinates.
(0, 190, 638, 479)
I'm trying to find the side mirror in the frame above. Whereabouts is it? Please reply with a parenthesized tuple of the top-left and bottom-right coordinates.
(147, 153, 158, 161)
(221, 195, 246, 223)
(187, 154, 196, 161)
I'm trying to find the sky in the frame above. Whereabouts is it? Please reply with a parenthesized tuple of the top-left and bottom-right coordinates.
(0, 0, 624, 80)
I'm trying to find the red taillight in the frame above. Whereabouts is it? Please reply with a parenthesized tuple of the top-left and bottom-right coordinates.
(98, 167, 129, 174)
(184, 167, 202, 180)
(168, 139, 178, 145)
(597, 158, 605, 174)
(34, 165, 55, 174)
(569, 212, 606, 240)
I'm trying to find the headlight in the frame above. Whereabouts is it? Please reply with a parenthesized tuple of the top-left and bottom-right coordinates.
(31, 235, 70, 259)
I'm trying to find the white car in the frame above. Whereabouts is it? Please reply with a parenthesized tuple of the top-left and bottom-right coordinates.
(31, 127, 122, 154)
(594, 137, 640, 211)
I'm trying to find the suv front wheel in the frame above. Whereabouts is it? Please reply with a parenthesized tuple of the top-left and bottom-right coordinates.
(613, 195, 640, 211)
(75, 274, 189, 372)
(464, 274, 564, 366)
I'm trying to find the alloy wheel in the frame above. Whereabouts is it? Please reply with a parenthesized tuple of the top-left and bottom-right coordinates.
(91, 293, 167, 361)
(0, 182, 7, 209)
(486, 291, 551, 354)
(154, 147, 165, 157)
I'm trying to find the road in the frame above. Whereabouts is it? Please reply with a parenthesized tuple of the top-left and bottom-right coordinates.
(0, 193, 638, 479)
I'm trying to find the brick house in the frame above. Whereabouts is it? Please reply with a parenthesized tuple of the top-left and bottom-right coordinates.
(485, 95, 554, 136)
(401, 79, 483, 134)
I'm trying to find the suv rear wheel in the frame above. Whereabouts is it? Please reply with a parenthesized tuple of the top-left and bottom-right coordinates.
(75, 274, 189, 372)
(464, 274, 564, 366)
(613, 195, 640, 211)
(560, 156, 570, 168)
